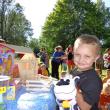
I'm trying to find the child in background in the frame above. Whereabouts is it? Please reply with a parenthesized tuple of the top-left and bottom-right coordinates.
(60, 71, 72, 80)
(103, 69, 110, 83)
(40, 63, 49, 76)
(71, 34, 102, 110)
(60, 71, 67, 79)
(56, 71, 70, 86)
(37, 63, 43, 75)
(99, 80, 110, 110)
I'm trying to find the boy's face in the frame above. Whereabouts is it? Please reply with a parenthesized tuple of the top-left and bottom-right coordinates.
(74, 43, 99, 71)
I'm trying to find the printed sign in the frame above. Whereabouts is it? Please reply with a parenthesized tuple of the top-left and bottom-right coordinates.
(6, 86, 15, 100)
(0, 87, 6, 94)
(0, 86, 15, 100)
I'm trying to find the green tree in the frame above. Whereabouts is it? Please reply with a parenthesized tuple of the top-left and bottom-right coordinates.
(28, 37, 39, 50)
(0, 0, 13, 39)
(28, 37, 40, 57)
(0, 0, 33, 46)
(4, 3, 33, 46)
(40, 0, 110, 53)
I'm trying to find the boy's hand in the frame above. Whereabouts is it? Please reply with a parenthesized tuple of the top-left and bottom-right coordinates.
(76, 89, 91, 110)
(76, 88, 83, 102)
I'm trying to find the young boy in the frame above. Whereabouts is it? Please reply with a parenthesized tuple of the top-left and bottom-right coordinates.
(71, 34, 102, 110)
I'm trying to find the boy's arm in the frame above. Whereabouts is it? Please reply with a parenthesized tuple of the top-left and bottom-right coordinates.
(76, 89, 92, 110)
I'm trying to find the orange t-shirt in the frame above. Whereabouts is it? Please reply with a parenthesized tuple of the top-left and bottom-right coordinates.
(99, 94, 110, 106)
(42, 69, 48, 76)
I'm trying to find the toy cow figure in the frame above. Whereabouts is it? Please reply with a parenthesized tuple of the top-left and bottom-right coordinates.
(54, 74, 80, 110)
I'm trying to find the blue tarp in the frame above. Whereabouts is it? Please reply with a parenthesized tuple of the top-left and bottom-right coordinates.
(4, 86, 57, 110)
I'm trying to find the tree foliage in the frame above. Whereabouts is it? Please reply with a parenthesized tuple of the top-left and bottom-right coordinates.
(40, 0, 110, 53)
(28, 37, 40, 57)
(28, 37, 39, 50)
(0, 0, 13, 39)
(0, 0, 33, 46)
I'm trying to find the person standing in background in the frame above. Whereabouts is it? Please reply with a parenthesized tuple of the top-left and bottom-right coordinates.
(37, 48, 46, 63)
(60, 51, 68, 72)
(51, 45, 64, 79)
(37, 48, 49, 73)
(66, 44, 74, 72)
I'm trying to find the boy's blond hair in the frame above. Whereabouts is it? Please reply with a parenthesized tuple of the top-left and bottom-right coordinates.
(74, 34, 102, 54)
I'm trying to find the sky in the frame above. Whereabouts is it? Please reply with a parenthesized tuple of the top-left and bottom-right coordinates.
(15, 0, 57, 39)
(15, 0, 110, 39)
